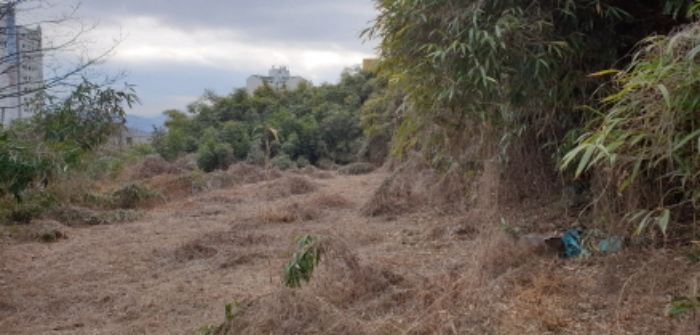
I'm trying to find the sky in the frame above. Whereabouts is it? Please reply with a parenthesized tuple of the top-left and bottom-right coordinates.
(21, 0, 379, 116)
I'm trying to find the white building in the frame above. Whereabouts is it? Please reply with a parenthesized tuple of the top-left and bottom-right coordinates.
(112, 128, 153, 147)
(0, 3, 43, 126)
(246, 66, 310, 95)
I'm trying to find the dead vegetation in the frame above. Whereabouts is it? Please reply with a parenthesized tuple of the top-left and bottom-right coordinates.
(1, 161, 699, 334)
(337, 162, 377, 175)
(361, 153, 475, 216)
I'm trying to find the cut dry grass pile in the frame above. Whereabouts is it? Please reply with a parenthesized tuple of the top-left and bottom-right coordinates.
(260, 201, 321, 223)
(308, 192, 353, 209)
(258, 191, 350, 224)
(128, 154, 181, 179)
(264, 175, 319, 200)
(49, 206, 140, 226)
(361, 153, 477, 217)
(337, 162, 377, 175)
(296, 165, 335, 179)
(174, 240, 219, 262)
(360, 154, 437, 216)
(145, 172, 205, 200)
(223, 237, 404, 335)
(205, 170, 238, 189)
(228, 163, 282, 184)
(0, 219, 70, 243)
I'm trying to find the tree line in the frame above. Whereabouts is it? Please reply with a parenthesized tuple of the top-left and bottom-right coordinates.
(152, 66, 390, 172)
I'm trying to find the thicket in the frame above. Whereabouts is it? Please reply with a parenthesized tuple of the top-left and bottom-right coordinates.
(152, 67, 389, 172)
(0, 80, 150, 225)
(0, 80, 139, 201)
(362, 0, 700, 238)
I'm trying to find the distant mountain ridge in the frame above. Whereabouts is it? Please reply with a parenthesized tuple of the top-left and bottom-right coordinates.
(125, 114, 167, 132)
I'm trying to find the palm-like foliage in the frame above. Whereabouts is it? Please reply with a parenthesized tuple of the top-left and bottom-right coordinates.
(363, 0, 694, 155)
(562, 24, 700, 235)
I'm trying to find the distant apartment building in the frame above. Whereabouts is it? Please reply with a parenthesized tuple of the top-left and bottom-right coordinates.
(246, 66, 310, 95)
(0, 3, 43, 126)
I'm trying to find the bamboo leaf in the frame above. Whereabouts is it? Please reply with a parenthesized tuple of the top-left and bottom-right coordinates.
(658, 208, 670, 235)
(620, 160, 643, 192)
(575, 145, 596, 177)
(589, 69, 620, 77)
(634, 210, 655, 235)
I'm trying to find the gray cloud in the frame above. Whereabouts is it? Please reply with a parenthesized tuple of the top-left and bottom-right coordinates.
(34, 0, 379, 115)
(81, 1, 376, 45)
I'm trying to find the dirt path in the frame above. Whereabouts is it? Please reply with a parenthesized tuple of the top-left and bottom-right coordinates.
(0, 171, 405, 334)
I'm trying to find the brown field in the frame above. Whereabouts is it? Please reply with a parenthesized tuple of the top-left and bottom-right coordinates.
(1, 165, 700, 334)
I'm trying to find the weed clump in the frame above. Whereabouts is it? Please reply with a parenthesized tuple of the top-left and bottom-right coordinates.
(112, 184, 164, 209)
(271, 154, 296, 170)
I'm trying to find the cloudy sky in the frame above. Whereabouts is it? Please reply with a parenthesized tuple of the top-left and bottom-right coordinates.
(23, 0, 379, 116)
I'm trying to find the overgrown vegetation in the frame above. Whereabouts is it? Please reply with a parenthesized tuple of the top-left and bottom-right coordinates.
(152, 67, 389, 171)
(0, 79, 139, 202)
(562, 25, 700, 237)
(362, 0, 700, 238)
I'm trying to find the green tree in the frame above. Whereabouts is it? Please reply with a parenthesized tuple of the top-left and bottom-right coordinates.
(219, 120, 251, 160)
(197, 127, 234, 172)
(0, 80, 139, 201)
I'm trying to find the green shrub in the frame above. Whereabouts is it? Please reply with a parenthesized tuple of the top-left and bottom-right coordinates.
(112, 184, 164, 209)
(296, 156, 310, 168)
(271, 154, 296, 170)
(197, 142, 234, 172)
(284, 235, 323, 288)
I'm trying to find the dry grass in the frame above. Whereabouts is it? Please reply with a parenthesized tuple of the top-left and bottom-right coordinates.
(2, 162, 700, 334)
(264, 175, 319, 200)
(227, 163, 283, 184)
(337, 162, 377, 175)
(260, 201, 322, 223)
(128, 154, 180, 179)
(297, 165, 335, 179)
(308, 192, 353, 209)
(360, 153, 481, 217)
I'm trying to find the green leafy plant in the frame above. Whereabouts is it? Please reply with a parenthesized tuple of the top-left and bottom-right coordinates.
(112, 184, 164, 209)
(198, 301, 246, 335)
(271, 154, 296, 170)
(0, 79, 139, 202)
(284, 235, 323, 288)
(561, 25, 700, 236)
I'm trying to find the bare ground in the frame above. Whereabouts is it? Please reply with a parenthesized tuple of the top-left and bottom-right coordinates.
(1, 169, 700, 334)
